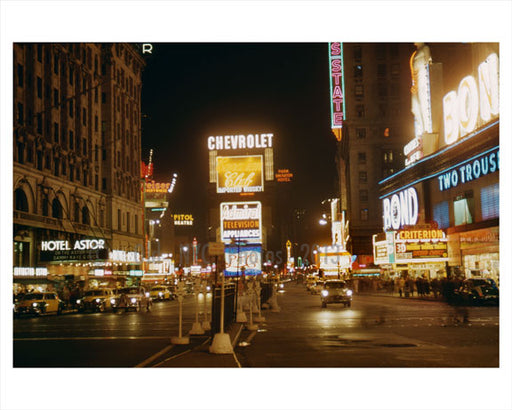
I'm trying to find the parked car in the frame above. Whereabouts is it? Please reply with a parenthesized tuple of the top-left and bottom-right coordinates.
(76, 288, 116, 312)
(453, 278, 499, 306)
(14, 292, 64, 316)
(149, 285, 174, 301)
(320, 280, 353, 308)
(111, 286, 152, 312)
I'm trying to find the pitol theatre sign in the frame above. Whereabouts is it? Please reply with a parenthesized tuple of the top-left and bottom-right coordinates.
(382, 187, 419, 231)
(40, 239, 108, 262)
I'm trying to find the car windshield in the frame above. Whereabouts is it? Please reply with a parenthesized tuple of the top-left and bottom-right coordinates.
(84, 290, 104, 296)
(120, 288, 139, 294)
(23, 293, 44, 300)
(325, 282, 346, 289)
(151, 287, 165, 291)
(470, 280, 495, 289)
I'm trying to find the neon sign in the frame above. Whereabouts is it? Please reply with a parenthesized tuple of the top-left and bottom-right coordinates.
(41, 239, 105, 251)
(382, 187, 419, 231)
(216, 156, 264, 193)
(443, 53, 499, 145)
(220, 201, 262, 243)
(437, 148, 499, 191)
(328, 42, 345, 141)
(207, 134, 273, 151)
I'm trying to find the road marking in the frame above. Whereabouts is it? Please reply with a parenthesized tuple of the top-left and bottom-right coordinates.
(14, 336, 171, 341)
(135, 344, 175, 367)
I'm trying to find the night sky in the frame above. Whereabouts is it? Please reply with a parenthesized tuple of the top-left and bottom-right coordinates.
(140, 43, 338, 239)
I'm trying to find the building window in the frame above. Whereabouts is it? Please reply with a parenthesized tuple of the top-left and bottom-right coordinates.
(52, 198, 62, 219)
(101, 92, 106, 103)
(53, 55, 59, 75)
(69, 67, 74, 86)
(454, 195, 474, 226)
(69, 100, 74, 117)
(94, 144, 99, 161)
(53, 88, 59, 106)
(69, 131, 74, 149)
(17, 64, 24, 87)
(83, 171, 87, 186)
(359, 171, 367, 183)
(391, 63, 400, 78)
(102, 178, 107, 191)
(95, 174, 98, 190)
(74, 203, 79, 222)
(127, 212, 130, 232)
(36, 151, 43, 170)
(378, 84, 388, 98)
(134, 214, 138, 234)
(82, 206, 90, 225)
(358, 152, 367, 164)
(433, 201, 450, 229)
(353, 46, 362, 62)
(82, 138, 87, 156)
(353, 64, 363, 79)
(481, 183, 499, 220)
(37, 44, 42, 62)
(359, 189, 368, 202)
(118, 209, 122, 230)
(94, 115, 98, 132)
(62, 161, 66, 175)
(99, 209, 104, 227)
(82, 108, 87, 126)
(94, 87, 98, 103)
(356, 128, 366, 139)
(360, 208, 369, 221)
(356, 104, 365, 118)
(17, 103, 24, 125)
(70, 165, 74, 182)
(355, 84, 364, 97)
(376, 44, 386, 60)
(383, 150, 393, 163)
(37, 76, 42, 98)
(102, 149, 106, 161)
(42, 196, 49, 216)
(54, 158, 60, 176)
(53, 123, 59, 142)
(14, 189, 29, 212)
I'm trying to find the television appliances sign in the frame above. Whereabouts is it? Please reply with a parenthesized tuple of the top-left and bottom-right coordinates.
(216, 156, 263, 194)
(220, 201, 262, 243)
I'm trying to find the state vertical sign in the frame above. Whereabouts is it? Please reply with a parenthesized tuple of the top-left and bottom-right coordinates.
(329, 42, 345, 141)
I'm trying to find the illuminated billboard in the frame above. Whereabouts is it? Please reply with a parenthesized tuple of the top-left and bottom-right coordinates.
(328, 42, 345, 141)
(216, 156, 264, 194)
(220, 201, 262, 243)
(208, 134, 273, 151)
(224, 244, 262, 276)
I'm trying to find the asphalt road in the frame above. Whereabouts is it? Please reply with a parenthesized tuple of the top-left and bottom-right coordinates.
(234, 282, 500, 367)
(13, 294, 210, 367)
(13, 283, 499, 368)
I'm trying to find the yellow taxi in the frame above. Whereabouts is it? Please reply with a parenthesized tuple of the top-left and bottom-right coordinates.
(14, 292, 64, 316)
(149, 285, 173, 301)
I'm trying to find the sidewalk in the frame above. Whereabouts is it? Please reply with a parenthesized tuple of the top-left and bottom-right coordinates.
(153, 322, 245, 367)
(358, 290, 444, 302)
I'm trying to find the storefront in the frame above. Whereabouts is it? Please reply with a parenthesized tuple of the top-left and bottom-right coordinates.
(376, 44, 499, 283)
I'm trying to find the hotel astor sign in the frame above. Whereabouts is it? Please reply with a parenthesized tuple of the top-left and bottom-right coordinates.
(40, 239, 108, 262)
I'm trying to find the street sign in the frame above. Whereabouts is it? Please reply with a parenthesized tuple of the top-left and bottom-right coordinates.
(208, 242, 225, 256)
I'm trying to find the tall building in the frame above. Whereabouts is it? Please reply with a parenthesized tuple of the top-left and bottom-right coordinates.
(13, 43, 146, 292)
(342, 43, 416, 264)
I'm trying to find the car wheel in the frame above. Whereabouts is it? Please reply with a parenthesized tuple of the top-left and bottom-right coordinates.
(57, 306, 62, 315)
(321, 302, 327, 308)
(99, 303, 105, 313)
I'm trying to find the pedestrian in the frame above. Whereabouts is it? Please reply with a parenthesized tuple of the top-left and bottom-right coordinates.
(398, 277, 405, 297)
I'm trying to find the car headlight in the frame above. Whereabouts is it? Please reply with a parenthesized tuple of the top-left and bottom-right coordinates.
(206, 286, 211, 292)
(96, 298, 101, 303)
(131, 298, 137, 303)
(158, 292, 163, 297)
(279, 283, 284, 289)
(145, 292, 150, 297)
(347, 290, 353, 296)
(32, 302, 38, 307)
(76, 299, 81, 304)
(111, 299, 116, 304)
(321, 290, 329, 297)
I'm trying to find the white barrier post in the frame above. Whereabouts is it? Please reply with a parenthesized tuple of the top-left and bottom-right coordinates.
(270, 280, 281, 312)
(190, 278, 205, 335)
(254, 279, 265, 323)
(246, 280, 258, 331)
(171, 281, 189, 345)
(210, 272, 233, 354)
(202, 280, 211, 331)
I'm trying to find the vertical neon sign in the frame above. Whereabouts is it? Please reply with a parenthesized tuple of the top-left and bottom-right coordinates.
(329, 42, 345, 141)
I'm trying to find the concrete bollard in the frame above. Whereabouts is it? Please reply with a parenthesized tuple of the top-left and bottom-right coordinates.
(189, 278, 205, 335)
(253, 279, 265, 323)
(246, 280, 258, 331)
(171, 281, 190, 345)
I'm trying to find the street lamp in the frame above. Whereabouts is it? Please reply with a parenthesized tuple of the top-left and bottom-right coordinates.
(181, 245, 189, 267)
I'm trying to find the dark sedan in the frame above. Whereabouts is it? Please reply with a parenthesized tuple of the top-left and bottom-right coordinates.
(453, 278, 499, 306)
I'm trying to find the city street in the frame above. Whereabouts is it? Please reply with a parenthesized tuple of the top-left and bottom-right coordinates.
(234, 282, 499, 367)
(13, 282, 499, 368)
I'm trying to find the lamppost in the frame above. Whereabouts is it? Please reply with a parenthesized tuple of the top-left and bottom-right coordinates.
(181, 245, 189, 267)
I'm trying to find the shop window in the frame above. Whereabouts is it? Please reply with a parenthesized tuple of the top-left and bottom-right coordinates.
(481, 183, 499, 220)
(14, 189, 29, 212)
(433, 201, 450, 229)
(14, 241, 30, 267)
(454, 196, 474, 226)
